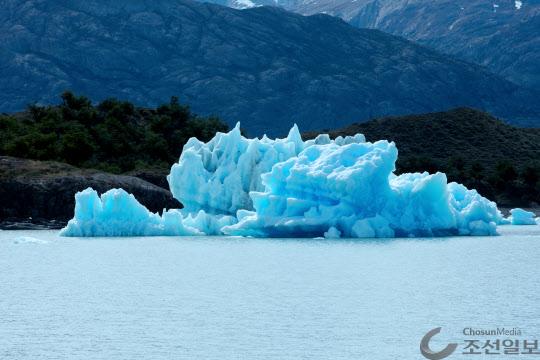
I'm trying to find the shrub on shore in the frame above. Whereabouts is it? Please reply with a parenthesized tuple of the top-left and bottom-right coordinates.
(0, 92, 228, 173)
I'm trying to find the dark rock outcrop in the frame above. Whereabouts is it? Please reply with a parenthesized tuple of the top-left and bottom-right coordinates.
(1, 0, 539, 135)
(0, 156, 181, 228)
(124, 169, 171, 190)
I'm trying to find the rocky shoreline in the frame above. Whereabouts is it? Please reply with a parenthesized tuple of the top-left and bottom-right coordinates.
(0, 157, 180, 230)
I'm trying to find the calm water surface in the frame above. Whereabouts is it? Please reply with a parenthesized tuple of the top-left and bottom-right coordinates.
(1, 226, 539, 359)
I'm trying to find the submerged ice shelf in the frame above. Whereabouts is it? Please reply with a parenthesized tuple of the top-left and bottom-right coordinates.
(62, 124, 525, 238)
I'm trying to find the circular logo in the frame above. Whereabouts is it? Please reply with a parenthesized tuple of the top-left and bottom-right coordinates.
(420, 327, 458, 360)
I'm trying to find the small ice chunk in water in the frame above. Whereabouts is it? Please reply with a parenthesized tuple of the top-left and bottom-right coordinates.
(13, 236, 48, 244)
(509, 208, 537, 225)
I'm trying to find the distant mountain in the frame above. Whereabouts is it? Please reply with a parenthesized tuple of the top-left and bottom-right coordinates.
(1, 0, 539, 135)
(206, 0, 540, 92)
(305, 107, 540, 206)
(309, 107, 540, 172)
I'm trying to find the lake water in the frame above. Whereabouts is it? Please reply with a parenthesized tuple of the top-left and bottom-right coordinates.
(1, 226, 539, 359)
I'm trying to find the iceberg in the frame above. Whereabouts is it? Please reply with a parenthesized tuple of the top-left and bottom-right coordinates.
(61, 124, 504, 238)
(508, 208, 537, 225)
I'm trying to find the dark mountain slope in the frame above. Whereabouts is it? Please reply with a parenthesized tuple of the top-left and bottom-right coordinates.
(208, 0, 540, 92)
(306, 107, 540, 206)
(347, 0, 540, 92)
(1, 0, 539, 135)
(314, 107, 540, 170)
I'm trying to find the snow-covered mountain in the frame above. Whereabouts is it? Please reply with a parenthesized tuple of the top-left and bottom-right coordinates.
(203, 0, 540, 91)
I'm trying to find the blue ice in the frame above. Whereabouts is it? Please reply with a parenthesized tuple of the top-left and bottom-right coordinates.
(508, 208, 537, 225)
(62, 124, 506, 238)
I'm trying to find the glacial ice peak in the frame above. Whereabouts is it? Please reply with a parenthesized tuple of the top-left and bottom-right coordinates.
(167, 123, 366, 216)
(286, 123, 303, 152)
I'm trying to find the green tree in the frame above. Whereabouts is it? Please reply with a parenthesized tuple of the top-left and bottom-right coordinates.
(469, 162, 484, 181)
(521, 165, 539, 188)
(495, 161, 518, 183)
